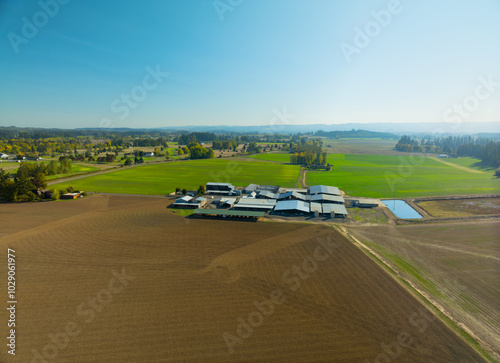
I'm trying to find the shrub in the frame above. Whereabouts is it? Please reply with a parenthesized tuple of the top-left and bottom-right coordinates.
(51, 189, 60, 200)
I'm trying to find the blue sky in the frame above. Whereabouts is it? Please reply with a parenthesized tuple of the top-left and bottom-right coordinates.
(0, 0, 499, 128)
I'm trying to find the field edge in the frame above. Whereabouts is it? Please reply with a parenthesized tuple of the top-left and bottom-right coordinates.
(336, 225, 496, 362)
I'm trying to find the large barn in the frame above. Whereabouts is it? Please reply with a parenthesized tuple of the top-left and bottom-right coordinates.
(205, 182, 235, 195)
(309, 185, 341, 196)
(274, 200, 310, 215)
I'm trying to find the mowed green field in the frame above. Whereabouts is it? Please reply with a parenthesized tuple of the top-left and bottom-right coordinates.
(443, 157, 496, 171)
(247, 153, 291, 163)
(307, 154, 499, 198)
(250, 153, 499, 198)
(50, 158, 300, 194)
(322, 138, 401, 155)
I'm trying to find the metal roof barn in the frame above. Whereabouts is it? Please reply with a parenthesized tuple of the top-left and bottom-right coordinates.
(310, 202, 322, 213)
(309, 185, 341, 196)
(258, 190, 279, 199)
(243, 184, 259, 193)
(310, 194, 345, 204)
(274, 200, 310, 213)
(193, 209, 265, 218)
(234, 198, 277, 210)
(322, 204, 348, 217)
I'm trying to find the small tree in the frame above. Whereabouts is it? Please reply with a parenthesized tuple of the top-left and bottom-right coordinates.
(181, 188, 187, 195)
(51, 189, 60, 200)
(198, 185, 206, 195)
(495, 168, 500, 178)
(175, 187, 180, 194)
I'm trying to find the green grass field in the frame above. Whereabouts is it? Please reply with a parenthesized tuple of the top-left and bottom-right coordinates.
(306, 154, 499, 198)
(50, 158, 300, 195)
(247, 153, 291, 163)
(46, 163, 101, 180)
(442, 157, 495, 171)
(322, 138, 401, 155)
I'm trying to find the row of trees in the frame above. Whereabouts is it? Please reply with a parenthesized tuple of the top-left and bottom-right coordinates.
(212, 140, 237, 150)
(288, 139, 326, 166)
(0, 162, 86, 202)
(187, 143, 215, 159)
(395, 135, 500, 166)
(290, 151, 327, 165)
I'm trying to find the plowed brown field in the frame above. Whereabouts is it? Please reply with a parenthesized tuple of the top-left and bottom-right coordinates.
(0, 195, 483, 362)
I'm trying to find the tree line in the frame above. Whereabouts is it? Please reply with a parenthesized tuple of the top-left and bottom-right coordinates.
(0, 160, 78, 202)
(395, 135, 500, 166)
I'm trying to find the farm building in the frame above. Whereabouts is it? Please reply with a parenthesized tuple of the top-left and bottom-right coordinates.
(309, 185, 341, 196)
(243, 184, 259, 194)
(310, 194, 345, 204)
(281, 188, 308, 194)
(217, 197, 237, 208)
(193, 209, 265, 220)
(0, 153, 9, 159)
(144, 152, 154, 157)
(278, 191, 310, 201)
(352, 199, 379, 208)
(171, 196, 201, 209)
(257, 190, 279, 199)
(206, 182, 235, 195)
(310, 202, 322, 217)
(322, 203, 348, 218)
(274, 200, 310, 215)
(61, 193, 81, 200)
(233, 198, 277, 211)
(256, 185, 280, 194)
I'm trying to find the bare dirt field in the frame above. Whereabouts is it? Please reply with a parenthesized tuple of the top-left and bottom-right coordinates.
(346, 221, 500, 361)
(418, 198, 500, 218)
(0, 195, 485, 362)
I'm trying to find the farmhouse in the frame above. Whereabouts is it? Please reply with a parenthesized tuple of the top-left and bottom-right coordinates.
(61, 192, 81, 200)
(206, 182, 235, 195)
(0, 153, 10, 159)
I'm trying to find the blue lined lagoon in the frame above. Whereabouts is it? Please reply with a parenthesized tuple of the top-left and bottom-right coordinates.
(382, 200, 422, 219)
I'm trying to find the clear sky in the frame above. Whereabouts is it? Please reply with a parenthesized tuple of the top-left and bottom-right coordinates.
(0, 0, 499, 129)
